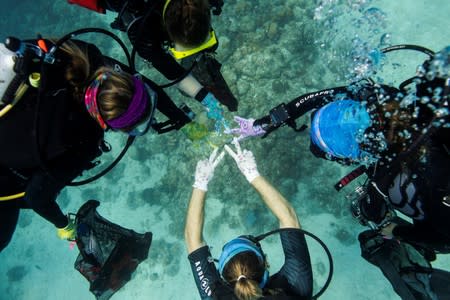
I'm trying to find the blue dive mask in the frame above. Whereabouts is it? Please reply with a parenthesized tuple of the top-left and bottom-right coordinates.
(311, 99, 372, 160)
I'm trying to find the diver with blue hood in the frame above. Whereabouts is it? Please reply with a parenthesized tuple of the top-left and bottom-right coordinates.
(185, 139, 319, 300)
(227, 45, 450, 299)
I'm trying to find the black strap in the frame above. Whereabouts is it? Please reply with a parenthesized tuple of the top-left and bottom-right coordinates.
(334, 165, 367, 191)
(255, 228, 333, 300)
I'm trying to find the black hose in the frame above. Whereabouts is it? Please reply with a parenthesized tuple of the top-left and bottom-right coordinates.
(256, 228, 334, 299)
(69, 136, 135, 186)
(50, 27, 133, 70)
(381, 44, 435, 58)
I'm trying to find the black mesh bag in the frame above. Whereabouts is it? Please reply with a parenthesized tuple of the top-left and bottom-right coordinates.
(74, 200, 152, 300)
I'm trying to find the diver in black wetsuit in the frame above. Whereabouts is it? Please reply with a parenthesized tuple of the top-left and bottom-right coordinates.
(227, 45, 450, 299)
(0, 35, 175, 252)
(69, 0, 237, 128)
(230, 45, 450, 253)
(185, 140, 313, 300)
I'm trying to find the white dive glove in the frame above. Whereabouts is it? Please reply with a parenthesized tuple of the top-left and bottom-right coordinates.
(224, 139, 260, 183)
(193, 147, 225, 191)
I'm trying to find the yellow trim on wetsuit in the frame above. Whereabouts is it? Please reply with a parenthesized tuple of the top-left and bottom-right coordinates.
(169, 30, 217, 60)
(0, 192, 25, 201)
(162, 0, 217, 60)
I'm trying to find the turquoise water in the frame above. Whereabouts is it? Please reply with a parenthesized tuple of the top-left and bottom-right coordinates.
(0, 0, 449, 299)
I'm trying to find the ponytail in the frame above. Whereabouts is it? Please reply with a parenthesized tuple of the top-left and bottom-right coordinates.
(222, 252, 265, 300)
(56, 40, 91, 101)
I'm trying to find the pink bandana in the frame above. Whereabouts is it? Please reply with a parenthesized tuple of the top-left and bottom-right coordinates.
(84, 72, 109, 129)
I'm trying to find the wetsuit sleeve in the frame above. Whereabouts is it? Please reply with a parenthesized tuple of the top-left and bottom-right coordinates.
(139, 45, 186, 80)
(24, 169, 68, 228)
(188, 245, 222, 300)
(0, 200, 20, 251)
(254, 86, 348, 137)
(268, 229, 313, 298)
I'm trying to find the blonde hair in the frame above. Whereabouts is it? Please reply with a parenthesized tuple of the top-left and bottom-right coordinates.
(222, 252, 265, 300)
(91, 67, 135, 122)
(58, 41, 142, 128)
(57, 40, 91, 100)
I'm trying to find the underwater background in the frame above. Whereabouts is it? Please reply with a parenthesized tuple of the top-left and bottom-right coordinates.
(0, 0, 449, 299)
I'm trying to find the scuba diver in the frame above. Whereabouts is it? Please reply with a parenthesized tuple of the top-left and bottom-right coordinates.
(0, 33, 181, 252)
(185, 139, 313, 299)
(68, 0, 237, 129)
(227, 45, 450, 299)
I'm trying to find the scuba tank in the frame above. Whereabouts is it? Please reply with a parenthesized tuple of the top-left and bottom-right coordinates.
(0, 43, 16, 103)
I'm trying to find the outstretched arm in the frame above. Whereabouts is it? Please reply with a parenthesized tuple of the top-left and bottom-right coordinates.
(251, 176, 300, 229)
(185, 148, 225, 254)
(254, 87, 344, 136)
(185, 188, 207, 254)
(224, 140, 300, 228)
(228, 87, 346, 141)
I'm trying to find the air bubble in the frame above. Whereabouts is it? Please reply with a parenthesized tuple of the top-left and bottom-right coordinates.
(420, 96, 430, 104)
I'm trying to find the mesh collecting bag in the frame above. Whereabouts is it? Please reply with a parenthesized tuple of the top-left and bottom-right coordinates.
(74, 200, 152, 300)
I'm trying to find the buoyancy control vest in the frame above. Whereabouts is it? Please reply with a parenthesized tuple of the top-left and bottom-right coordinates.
(0, 39, 104, 169)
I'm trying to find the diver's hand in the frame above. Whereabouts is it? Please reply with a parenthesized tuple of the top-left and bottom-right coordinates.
(201, 92, 228, 131)
(224, 139, 260, 183)
(225, 116, 266, 141)
(193, 148, 225, 191)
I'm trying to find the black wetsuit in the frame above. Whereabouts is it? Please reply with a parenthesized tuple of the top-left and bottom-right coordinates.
(254, 79, 450, 298)
(362, 124, 450, 253)
(104, 0, 193, 80)
(0, 37, 189, 251)
(188, 230, 313, 300)
(0, 40, 105, 252)
(99, 0, 238, 111)
(254, 80, 450, 253)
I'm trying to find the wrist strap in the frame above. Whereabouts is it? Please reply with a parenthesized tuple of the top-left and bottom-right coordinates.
(195, 87, 209, 102)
